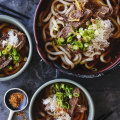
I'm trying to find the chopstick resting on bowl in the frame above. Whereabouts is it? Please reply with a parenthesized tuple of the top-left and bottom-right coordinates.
(0, 4, 30, 19)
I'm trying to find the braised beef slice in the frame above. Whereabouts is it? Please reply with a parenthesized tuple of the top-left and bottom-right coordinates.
(97, 6, 110, 18)
(68, 88, 80, 117)
(0, 56, 6, 64)
(17, 32, 26, 51)
(76, 105, 87, 113)
(67, 9, 92, 28)
(0, 33, 9, 40)
(85, 0, 99, 13)
(69, 10, 84, 20)
(58, 26, 72, 38)
(60, 6, 76, 21)
(0, 33, 9, 48)
(0, 56, 11, 70)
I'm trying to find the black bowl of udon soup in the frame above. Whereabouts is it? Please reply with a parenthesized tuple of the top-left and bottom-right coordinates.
(0, 15, 32, 81)
(29, 79, 94, 120)
(34, 0, 120, 78)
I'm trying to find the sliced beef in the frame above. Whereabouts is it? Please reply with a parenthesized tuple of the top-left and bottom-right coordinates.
(0, 32, 9, 40)
(97, 6, 110, 18)
(85, 0, 99, 13)
(68, 88, 80, 117)
(0, 56, 6, 64)
(67, 9, 92, 28)
(17, 32, 26, 51)
(68, 10, 84, 21)
(76, 105, 87, 113)
(58, 26, 72, 38)
(0, 56, 11, 70)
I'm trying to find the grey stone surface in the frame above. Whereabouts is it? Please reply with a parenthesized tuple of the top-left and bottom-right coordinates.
(0, 0, 120, 120)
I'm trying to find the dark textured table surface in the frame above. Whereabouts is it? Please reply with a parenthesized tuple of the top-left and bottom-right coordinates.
(0, 0, 120, 120)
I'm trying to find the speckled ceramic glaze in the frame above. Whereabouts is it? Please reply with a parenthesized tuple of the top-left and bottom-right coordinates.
(0, 15, 32, 81)
(29, 79, 95, 120)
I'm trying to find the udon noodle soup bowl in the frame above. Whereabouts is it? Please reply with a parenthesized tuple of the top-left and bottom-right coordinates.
(0, 15, 32, 81)
(34, 0, 120, 78)
(29, 79, 95, 120)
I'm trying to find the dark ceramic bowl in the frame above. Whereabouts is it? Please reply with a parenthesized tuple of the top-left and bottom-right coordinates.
(29, 79, 95, 120)
(34, 0, 120, 78)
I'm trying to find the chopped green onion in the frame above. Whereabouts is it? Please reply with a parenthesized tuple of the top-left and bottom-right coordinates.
(91, 67, 98, 72)
(79, 28, 83, 32)
(89, 34, 94, 39)
(79, 42, 83, 49)
(86, 20, 90, 26)
(64, 102, 70, 109)
(87, 29, 94, 34)
(95, 19, 101, 28)
(0, 51, 2, 57)
(6, 45, 12, 52)
(88, 25, 92, 29)
(73, 92, 79, 97)
(95, 19, 99, 24)
(79, 28, 84, 36)
(84, 43, 89, 48)
(67, 36, 73, 43)
(2, 50, 7, 55)
(73, 45, 79, 50)
(58, 37, 64, 42)
(61, 84, 65, 89)
(83, 36, 91, 42)
(57, 37, 66, 46)
(15, 63, 20, 67)
(83, 47, 86, 52)
(13, 56, 20, 61)
(55, 83, 60, 90)
(12, 48, 17, 56)
(8, 66, 13, 70)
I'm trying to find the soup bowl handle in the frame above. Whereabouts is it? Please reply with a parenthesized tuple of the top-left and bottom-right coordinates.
(8, 110, 14, 120)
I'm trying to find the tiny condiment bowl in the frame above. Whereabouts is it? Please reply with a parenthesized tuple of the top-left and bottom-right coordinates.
(4, 88, 28, 120)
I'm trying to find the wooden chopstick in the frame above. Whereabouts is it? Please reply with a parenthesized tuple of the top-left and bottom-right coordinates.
(0, 10, 21, 19)
(0, 4, 30, 19)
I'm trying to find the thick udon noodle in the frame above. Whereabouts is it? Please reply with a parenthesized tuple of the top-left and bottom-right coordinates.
(39, 0, 120, 70)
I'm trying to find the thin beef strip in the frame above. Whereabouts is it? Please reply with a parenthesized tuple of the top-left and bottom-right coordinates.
(67, 9, 93, 28)
(85, 0, 99, 13)
(58, 26, 72, 38)
(96, 6, 110, 19)
(17, 32, 26, 51)
(59, 9, 92, 38)
(68, 88, 80, 117)
(68, 10, 84, 21)
(0, 56, 11, 70)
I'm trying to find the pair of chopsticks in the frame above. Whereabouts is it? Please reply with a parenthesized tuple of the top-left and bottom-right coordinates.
(0, 4, 30, 19)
